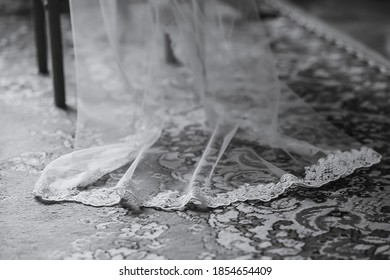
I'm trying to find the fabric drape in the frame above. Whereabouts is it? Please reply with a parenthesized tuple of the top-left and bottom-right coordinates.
(34, 0, 381, 209)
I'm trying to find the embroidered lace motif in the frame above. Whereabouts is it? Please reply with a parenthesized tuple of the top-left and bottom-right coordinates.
(144, 146, 381, 209)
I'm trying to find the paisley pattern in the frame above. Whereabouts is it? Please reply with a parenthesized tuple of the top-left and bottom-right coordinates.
(1, 2, 390, 259)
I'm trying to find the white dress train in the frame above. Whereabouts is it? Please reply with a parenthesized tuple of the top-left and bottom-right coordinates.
(34, 0, 381, 210)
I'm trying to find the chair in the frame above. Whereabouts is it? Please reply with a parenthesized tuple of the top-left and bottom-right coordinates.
(30, 0, 278, 109)
(31, 0, 67, 108)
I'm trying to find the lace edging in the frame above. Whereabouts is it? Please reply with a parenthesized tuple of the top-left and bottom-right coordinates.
(189, 146, 381, 208)
(34, 146, 381, 209)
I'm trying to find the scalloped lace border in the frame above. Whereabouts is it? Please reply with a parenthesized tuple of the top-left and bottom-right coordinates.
(34, 146, 381, 210)
(145, 146, 382, 209)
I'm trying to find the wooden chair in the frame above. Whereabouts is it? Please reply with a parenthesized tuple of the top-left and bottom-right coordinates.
(31, 0, 67, 108)
(30, 0, 278, 109)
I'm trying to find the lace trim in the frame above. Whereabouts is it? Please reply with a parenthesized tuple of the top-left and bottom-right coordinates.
(34, 180, 123, 207)
(145, 146, 381, 209)
(35, 146, 381, 209)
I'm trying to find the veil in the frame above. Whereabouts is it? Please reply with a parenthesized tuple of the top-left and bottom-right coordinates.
(34, 0, 381, 210)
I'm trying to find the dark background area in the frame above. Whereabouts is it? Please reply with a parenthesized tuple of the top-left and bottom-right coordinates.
(287, 0, 390, 58)
(1, 0, 389, 59)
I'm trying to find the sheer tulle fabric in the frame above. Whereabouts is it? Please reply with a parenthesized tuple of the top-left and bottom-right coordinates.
(34, 0, 381, 209)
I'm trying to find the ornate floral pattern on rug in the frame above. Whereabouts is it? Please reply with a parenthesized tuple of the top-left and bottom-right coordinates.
(0, 3, 389, 259)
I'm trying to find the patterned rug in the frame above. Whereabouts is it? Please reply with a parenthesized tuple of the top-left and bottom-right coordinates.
(0, 2, 389, 259)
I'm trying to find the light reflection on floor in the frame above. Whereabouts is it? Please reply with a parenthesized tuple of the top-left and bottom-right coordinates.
(287, 0, 390, 59)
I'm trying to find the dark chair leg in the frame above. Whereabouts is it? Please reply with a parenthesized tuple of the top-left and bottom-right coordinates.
(47, 0, 66, 108)
(31, 0, 48, 74)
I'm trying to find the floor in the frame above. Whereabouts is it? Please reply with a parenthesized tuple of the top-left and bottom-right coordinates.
(1, 1, 390, 259)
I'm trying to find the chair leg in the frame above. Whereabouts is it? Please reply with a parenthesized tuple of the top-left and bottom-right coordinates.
(31, 0, 48, 74)
(47, 0, 66, 108)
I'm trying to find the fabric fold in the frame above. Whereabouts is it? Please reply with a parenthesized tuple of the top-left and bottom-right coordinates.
(34, 0, 381, 210)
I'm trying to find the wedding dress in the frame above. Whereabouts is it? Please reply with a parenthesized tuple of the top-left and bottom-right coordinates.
(34, 0, 381, 210)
